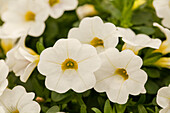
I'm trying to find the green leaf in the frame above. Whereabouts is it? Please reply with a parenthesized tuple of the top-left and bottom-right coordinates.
(137, 95, 146, 104)
(36, 37, 45, 54)
(91, 108, 102, 113)
(46, 106, 60, 113)
(104, 99, 112, 113)
(145, 80, 160, 94)
(143, 54, 162, 66)
(51, 90, 74, 102)
(143, 68, 160, 78)
(115, 104, 126, 113)
(81, 105, 87, 113)
(133, 26, 155, 35)
(138, 105, 147, 113)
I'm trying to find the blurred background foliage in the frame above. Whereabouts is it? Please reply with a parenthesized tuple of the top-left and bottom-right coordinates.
(0, 0, 169, 113)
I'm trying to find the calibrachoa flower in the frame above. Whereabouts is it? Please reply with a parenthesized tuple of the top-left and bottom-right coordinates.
(153, 23, 170, 54)
(0, 38, 18, 54)
(0, 60, 9, 96)
(156, 85, 170, 113)
(0, 86, 40, 113)
(38, 39, 101, 93)
(6, 36, 40, 82)
(68, 16, 119, 53)
(153, 0, 170, 28)
(118, 27, 161, 54)
(1, 0, 49, 37)
(94, 48, 147, 104)
(45, 0, 78, 19)
(76, 4, 97, 19)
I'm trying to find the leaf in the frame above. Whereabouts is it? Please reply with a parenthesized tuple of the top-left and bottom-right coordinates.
(137, 95, 146, 104)
(91, 108, 102, 113)
(104, 99, 112, 113)
(51, 90, 74, 102)
(81, 104, 87, 113)
(145, 80, 160, 94)
(143, 54, 162, 66)
(36, 37, 45, 54)
(115, 104, 126, 113)
(138, 105, 147, 113)
(143, 68, 160, 78)
(46, 106, 60, 113)
(133, 26, 155, 35)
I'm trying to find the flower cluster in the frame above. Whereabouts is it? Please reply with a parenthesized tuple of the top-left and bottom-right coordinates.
(0, 0, 169, 112)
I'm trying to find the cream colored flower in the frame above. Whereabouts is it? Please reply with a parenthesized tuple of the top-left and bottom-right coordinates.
(132, 0, 146, 10)
(153, 0, 170, 28)
(154, 57, 170, 69)
(0, 0, 13, 16)
(118, 27, 161, 54)
(38, 39, 101, 93)
(94, 48, 147, 104)
(1, 38, 18, 54)
(0, 86, 40, 113)
(153, 23, 170, 54)
(156, 85, 170, 113)
(6, 36, 40, 82)
(45, 0, 78, 19)
(68, 16, 119, 53)
(76, 4, 97, 19)
(1, 0, 49, 37)
(0, 60, 9, 96)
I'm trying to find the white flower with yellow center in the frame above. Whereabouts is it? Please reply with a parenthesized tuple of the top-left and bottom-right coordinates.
(94, 48, 148, 104)
(68, 16, 119, 53)
(6, 36, 40, 82)
(45, 0, 78, 19)
(0, 86, 40, 113)
(153, 23, 170, 54)
(1, 0, 49, 37)
(0, 60, 9, 96)
(156, 85, 170, 113)
(153, 0, 170, 28)
(76, 4, 98, 19)
(38, 39, 101, 93)
(118, 27, 161, 54)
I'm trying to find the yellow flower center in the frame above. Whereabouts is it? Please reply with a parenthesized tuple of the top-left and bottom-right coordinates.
(1, 39, 15, 54)
(115, 68, 129, 80)
(62, 58, 78, 71)
(90, 37, 104, 47)
(13, 110, 19, 113)
(49, 0, 60, 7)
(25, 11, 35, 21)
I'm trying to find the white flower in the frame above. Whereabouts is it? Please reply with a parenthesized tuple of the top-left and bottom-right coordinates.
(156, 85, 170, 113)
(6, 36, 40, 82)
(1, 38, 18, 54)
(68, 16, 119, 53)
(0, 60, 9, 96)
(153, 0, 170, 28)
(153, 23, 170, 54)
(0, 86, 40, 113)
(94, 48, 147, 104)
(76, 4, 97, 19)
(0, 0, 10, 16)
(118, 27, 161, 54)
(38, 39, 101, 93)
(45, 0, 78, 19)
(1, 0, 49, 37)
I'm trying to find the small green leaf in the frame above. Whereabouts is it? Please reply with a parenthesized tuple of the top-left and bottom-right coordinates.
(145, 80, 160, 94)
(81, 104, 87, 113)
(133, 26, 155, 35)
(46, 106, 60, 113)
(143, 68, 160, 78)
(104, 99, 112, 113)
(115, 104, 126, 113)
(91, 108, 102, 113)
(137, 95, 146, 104)
(138, 105, 147, 113)
(36, 37, 45, 54)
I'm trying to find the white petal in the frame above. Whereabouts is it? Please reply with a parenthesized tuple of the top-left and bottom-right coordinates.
(28, 22, 46, 37)
(19, 101, 40, 113)
(126, 70, 147, 95)
(21, 62, 37, 82)
(49, 7, 64, 19)
(160, 107, 170, 113)
(0, 60, 9, 80)
(60, 0, 78, 10)
(157, 86, 170, 108)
